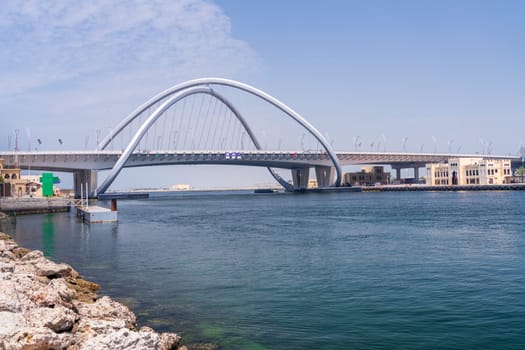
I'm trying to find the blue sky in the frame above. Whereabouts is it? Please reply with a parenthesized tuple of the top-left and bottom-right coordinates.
(1, 0, 524, 189)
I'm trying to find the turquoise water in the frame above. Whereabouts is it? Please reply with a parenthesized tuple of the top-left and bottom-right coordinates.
(5, 191, 525, 349)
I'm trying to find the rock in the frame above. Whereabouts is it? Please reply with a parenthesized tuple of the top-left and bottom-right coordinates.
(12, 246, 31, 258)
(66, 276, 99, 303)
(139, 326, 155, 333)
(0, 239, 7, 252)
(137, 326, 181, 349)
(0, 237, 18, 251)
(0, 260, 15, 273)
(27, 305, 78, 332)
(74, 296, 137, 329)
(79, 328, 160, 350)
(0, 231, 184, 349)
(20, 250, 72, 277)
(75, 317, 128, 335)
(0, 311, 27, 336)
(13, 261, 38, 275)
(31, 278, 76, 307)
(3, 326, 73, 350)
(21, 249, 44, 262)
(0, 280, 21, 312)
(158, 332, 182, 350)
(34, 257, 72, 277)
(0, 247, 15, 260)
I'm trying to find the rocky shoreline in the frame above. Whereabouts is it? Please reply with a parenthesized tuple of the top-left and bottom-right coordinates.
(0, 231, 183, 350)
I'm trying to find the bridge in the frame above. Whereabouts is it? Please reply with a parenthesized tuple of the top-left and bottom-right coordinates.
(1, 78, 521, 197)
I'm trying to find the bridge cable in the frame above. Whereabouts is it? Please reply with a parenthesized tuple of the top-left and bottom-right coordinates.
(195, 95, 205, 149)
(176, 98, 186, 149)
(182, 95, 195, 149)
(204, 95, 215, 148)
(205, 97, 219, 150)
(226, 111, 234, 150)
(199, 94, 214, 149)
(215, 101, 228, 150)
(237, 121, 243, 149)
(190, 94, 201, 149)
(161, 107, 169, 150)
(152, 116, 158, 150)
(168, 106, 176, 150)
(211, 100, 223, 150)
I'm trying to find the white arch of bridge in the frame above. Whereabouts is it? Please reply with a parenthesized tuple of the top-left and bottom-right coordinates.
(96, 78, 342, 195)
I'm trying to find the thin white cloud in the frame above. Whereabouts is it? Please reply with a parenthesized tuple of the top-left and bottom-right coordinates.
(0, 0, 260, 97)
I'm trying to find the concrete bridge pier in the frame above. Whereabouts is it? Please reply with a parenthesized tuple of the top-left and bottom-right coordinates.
(414, 167, 420, 182)
(394, 168, 402, 182)
(291, 167, 310, 190)
(315, 166, 335, 188)
(74, 170, 98, 198)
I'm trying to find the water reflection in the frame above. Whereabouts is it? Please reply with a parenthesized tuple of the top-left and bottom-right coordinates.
(42, 214, 55, 256)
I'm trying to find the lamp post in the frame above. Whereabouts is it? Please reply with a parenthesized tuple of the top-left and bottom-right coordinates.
(96, 129, 101, 150)
(402, 137, 408, 153)
(354, 136, 360, 151)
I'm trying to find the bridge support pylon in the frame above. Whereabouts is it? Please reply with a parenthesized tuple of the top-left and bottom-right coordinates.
(291, 167, 310, 190)
(414, 167, 420, 182)
(315, 166, 335, 188)
(395, 168, 402, 182)
(74, 170, 98, 199)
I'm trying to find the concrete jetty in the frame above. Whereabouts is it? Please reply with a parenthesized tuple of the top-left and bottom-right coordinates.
(0, 197, 71, 215)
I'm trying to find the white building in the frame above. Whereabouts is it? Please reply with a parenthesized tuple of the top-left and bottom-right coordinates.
(426, 158, 512, 186)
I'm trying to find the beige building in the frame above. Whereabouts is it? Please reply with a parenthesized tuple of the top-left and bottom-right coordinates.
(343, 166, 390, 186)
(0, 159, 23, 197)
(0, 159, 45, 197)
(426, 158, 512, 186)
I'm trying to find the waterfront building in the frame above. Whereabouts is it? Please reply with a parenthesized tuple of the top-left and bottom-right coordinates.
(0, 159, 57, 197)
(425, 158, 512, 186)
(0, 159, 22, 197)
(343, 166, 390, 186)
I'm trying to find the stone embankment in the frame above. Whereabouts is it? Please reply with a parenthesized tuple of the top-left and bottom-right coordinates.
(0, 231, 182, 350)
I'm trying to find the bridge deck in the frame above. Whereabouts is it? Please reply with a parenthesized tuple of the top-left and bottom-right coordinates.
(0, 150, 520, 172)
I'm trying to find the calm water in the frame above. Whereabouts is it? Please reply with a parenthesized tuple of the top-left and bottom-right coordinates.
(3, 191, 525, 349)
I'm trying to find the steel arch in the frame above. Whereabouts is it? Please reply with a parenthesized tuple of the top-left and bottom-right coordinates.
(97, 78, 342, 193)
(96, 86, 293, 194)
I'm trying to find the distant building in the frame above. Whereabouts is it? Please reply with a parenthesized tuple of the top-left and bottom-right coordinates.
(425, 158, 512, 186)
(307, 179, 318, 189)
(170, 184, 191, 191)
(343, 166, 390, 186)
